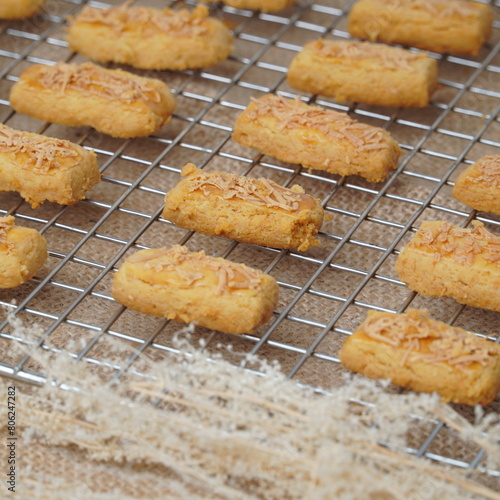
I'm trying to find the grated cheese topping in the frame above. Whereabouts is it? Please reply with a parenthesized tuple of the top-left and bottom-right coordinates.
(471, 155, 500, 187)
(245, 94, 391, 152)
(0, 215, 14, 245)
(37, 62, 162, 104)
(180, 163, 314, 213)
(308, 40, 425, 72)
(0, 124, 79, 172)
(71, 3, 210, 37)
(361, 309, 499, 368)
(374, 0, 480, 18)
(127, 245, 264, 295)
(409, 220, 500, 266)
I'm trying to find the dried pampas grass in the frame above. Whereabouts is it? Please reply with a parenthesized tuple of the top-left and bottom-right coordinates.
(0, 308, 499, 500)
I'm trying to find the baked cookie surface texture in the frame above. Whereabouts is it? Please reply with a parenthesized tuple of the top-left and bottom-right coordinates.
(395, 221, 500, 312)
(348, 0, 493, 56)
(200, 0, 296, 12)
(233, 94, 401, 181)
(112, 245, 279, 334)
(9, 62, 177, 138)
(67, 4, 233, 70)
(453, 155, 500, 215)
(163, 163, 324, 251)
(0, 0, 45, 19)
(0, 216, 48, 288)
(339, 309, 500, 405)
(0, 123, 100, 208)
(287, 40, 438, 108)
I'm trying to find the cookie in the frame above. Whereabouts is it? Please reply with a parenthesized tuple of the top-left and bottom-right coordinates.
(348, 0, 493, 56)
(9, 62, 177, 138)
(287, 39, 438, 107)
(163, 163, 324, 251)
(0, 216, 48, 288)
(0, 0, 44, 19)
(112, 245, 279, 334)
(232, 94, 401, 182)
(453, 156, 500, 215)
(395, 220, 500, 312)
(339, 309, 500, 406)
(201, 0, 296, 12)
(0, 123, 100, 208)
(67, 4, 233, 70)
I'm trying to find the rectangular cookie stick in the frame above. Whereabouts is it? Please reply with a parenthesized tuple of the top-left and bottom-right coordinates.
(0, 123, 100, 208)
(453, 156, 500, 215)
(0, 216, 48, 288)
(67, 4, 233, 70)
(112, 245, 279, 334)
(163, 163, 324, 251)
(348, 0, 493, 56)
(339, 309, 500, 406)
(201, 0, 296, 12)
(232, 94, 401, 182)
(0, 0, 44, 19)
(395, 221, 500, 312)
(10, 62, 177, 138)
(287, 40, 438, 108)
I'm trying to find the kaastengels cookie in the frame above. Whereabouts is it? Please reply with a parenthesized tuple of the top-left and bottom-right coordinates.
(112, 245, 279, 334)
(287, 40, 438, 108)
(9, 62, 177, 138)
(0, 0, 44, 19)
(0, 216, 48, 288)
(339, 309, 500, 406)
(0, 124, 100, 208)
(348, 0, 493, 56)
(395, 221, 500, 312)
(232, 94, 401, 182)
(67, 4, 233, 71)
(201, 0, 296, 12)
(453, 156, 500, 215)
(163, 163, 324, 251)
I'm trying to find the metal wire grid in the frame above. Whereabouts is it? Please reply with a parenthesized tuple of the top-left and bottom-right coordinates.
(0, 0, 499, 487)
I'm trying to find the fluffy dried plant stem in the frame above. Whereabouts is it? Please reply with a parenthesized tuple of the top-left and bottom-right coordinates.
(1, 308, 499, 499)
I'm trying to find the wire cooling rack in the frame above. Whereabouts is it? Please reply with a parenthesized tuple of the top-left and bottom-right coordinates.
(0, 0, 499, 489)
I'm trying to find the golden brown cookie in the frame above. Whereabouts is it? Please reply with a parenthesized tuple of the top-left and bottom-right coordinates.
(201, 0, 296, 12)
(0, 0, 44, 19)
(0, 123, 100, 208)
(453, 156, 500, 215)
(232, 94, 401, 182)
(0, 216, 48, 288)
(163, 163, 324, 251)
(395, 221, 500, 312)
(112, 245, 279, 334)
(339, 309, 500, 406)
(287, 40, 438, 108)
(67, 4, 233, 70)
(348, 0, 493, 56)
(9, 62, 177, 139)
